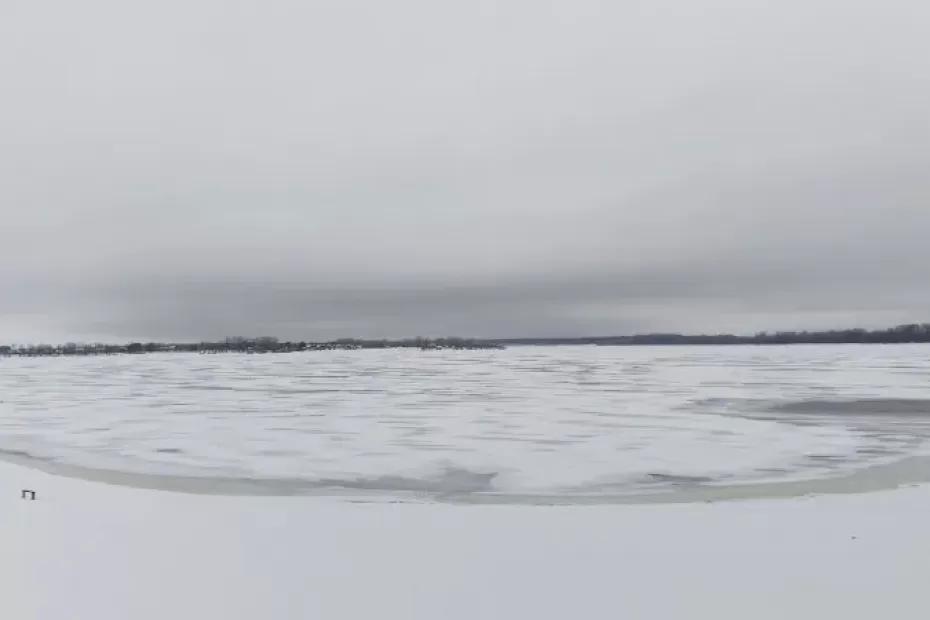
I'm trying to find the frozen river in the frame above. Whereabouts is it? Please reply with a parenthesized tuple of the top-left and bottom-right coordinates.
(2, 344, 930, 503)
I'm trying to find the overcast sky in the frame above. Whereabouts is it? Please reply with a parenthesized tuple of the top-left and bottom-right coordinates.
(2, 0, 929, 342)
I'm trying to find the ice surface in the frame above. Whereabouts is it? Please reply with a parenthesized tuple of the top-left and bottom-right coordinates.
(4, 460, 930, 620)
(2, 344, 930, 500)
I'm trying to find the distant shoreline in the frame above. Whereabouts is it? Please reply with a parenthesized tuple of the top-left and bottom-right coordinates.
(2, 323, 930, 357)
(494, 323, 930, 347)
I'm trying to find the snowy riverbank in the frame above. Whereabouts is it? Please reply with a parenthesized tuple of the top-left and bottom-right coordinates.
(3, 460, 929, 619)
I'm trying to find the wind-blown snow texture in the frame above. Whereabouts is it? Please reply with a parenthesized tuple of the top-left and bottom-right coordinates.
(2, 344, 930, 500)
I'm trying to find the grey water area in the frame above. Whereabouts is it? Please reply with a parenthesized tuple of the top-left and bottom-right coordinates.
(4, 396, 930, 506)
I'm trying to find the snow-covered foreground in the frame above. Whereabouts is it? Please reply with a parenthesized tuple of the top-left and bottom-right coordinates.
(3, 461, 928, 620)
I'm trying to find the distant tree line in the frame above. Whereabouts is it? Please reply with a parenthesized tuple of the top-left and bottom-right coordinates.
(490, 323, 930, 346)
(0, 336, 503, 357)
(3, 324, 930, 357)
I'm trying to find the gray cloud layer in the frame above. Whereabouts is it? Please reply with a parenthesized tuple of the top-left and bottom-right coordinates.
(2, 0, 929, 341)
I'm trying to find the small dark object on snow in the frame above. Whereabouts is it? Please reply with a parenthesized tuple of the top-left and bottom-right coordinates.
(21, 489, 36, 500)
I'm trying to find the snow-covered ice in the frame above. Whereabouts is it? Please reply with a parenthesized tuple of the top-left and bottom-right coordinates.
(4, 344, 930, 619)
(2, 344, 930, 501)
(3, 460, 930, 619)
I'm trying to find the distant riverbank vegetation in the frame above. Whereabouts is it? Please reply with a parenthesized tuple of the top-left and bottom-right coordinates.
(2, 324, 930, 357)
(0, 337, 504, 357)
(495, 323, 930, 346)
